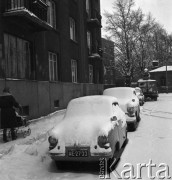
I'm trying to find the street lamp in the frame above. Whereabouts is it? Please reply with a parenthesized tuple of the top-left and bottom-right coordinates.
(166, 42, 171, 94)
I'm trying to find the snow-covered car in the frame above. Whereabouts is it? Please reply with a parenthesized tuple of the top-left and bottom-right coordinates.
(48, 96, 127, 167)
(103, 87, 140, 131)
(135, 87, 145, 106)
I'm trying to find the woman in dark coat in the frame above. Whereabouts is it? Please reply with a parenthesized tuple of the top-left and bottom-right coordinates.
(0, 87, 21, 142)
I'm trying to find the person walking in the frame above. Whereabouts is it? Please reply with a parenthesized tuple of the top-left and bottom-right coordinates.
(0, 87, 21, 142)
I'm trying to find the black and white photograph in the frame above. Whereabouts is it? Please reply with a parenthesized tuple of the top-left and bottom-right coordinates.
(0, 0, 172, 179)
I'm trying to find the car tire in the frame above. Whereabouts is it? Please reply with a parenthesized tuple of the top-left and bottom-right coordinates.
(136, 112, 141, 122)
(123, 130, 128, 147)
(108, 143, 120, 171)
(132, 121, 137, 131)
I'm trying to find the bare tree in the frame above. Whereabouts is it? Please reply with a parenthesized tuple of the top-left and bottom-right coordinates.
(104, 0, 171, 85)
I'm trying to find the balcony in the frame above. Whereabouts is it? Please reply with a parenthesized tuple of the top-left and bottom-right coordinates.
(87, 9, 102, 29)
(4, 0, 52, 31)
(88, 46, 102, 60)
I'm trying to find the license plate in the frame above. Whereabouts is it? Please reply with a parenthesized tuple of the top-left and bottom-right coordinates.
(68, 149, 88, 157)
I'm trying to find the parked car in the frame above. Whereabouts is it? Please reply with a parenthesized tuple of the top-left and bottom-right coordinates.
(137, 79, 158, 101)
(103, 87, 140, 131)
(48, 95, 127, 167)
(135, 87, 145, 106)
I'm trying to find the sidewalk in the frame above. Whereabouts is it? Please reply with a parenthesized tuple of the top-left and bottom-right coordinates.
(0, 109, 66, 157)
(0, 109, 66, 135)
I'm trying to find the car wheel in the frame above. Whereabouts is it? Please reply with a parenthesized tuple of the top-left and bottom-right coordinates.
(123, 130, 128, 147)
(131, 120, 137, 131)
(154, 97, 157, 101)
(108, 143, 120, 171)
(136, 112, 141, 122)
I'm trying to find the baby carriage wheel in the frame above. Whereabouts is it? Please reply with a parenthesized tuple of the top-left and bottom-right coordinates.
(8, 130, 11, 139)
(23, 131, 27, 138)
(27, 128, 31, 136)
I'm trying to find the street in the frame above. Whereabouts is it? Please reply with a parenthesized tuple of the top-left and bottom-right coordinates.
(0, 94, 172, 180)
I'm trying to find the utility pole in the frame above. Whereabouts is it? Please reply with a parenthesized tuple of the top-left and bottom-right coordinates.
(165, 61, 168, 94)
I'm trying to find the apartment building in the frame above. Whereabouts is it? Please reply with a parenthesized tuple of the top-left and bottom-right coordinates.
(0, 0, 103, 119)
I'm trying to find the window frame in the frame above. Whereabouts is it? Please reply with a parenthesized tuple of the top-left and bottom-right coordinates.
(70, 17, 77, 42)
(46, 0, 56, 29)
(89, 64, 93, 83)
(87, 31, 92, 54)
(4, 33, 31, 79)
(48, 51, 58, 81)
(71, 59, 77, 83)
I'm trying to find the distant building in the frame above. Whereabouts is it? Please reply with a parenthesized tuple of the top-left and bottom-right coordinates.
(150, 66, 172, 92)
(102, 38, 115, 85)
(0, 0, 103, 119)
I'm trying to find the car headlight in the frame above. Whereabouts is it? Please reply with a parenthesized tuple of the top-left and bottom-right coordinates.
(48, 136, 58, 150)
(98, 135, 110, 149)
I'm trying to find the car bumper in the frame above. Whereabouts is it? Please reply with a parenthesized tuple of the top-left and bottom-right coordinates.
(144, 93, 158, 98)
(49, 152, 113, 162)
(125, 114, 136, 124)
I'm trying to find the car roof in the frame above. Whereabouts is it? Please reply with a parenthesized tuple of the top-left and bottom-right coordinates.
(70, 95, 118, 104)
(104, 87, 135, 92)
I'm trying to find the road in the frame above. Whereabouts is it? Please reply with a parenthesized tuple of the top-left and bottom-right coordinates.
(0, 94, 172, 180)
(116, 93, 172, 180)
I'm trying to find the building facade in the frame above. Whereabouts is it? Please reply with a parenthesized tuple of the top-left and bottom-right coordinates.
(150, 66, 172, 93)
(102, 38, 115, 85)
(0, 0, 103, 120)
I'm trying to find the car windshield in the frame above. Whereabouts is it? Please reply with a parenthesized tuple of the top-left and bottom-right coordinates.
(65, 98, 112, 118)
(104, 88, 134, 99)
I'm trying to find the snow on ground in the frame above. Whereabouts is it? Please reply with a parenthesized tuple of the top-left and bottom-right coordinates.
(0, 93, 172, 180)
(116, 93, 172, 180)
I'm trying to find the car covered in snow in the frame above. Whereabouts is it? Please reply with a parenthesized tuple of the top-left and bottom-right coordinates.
(48, 96, 127, 167)
(103, 87, 140, 131)
(135, 87, 145, 106)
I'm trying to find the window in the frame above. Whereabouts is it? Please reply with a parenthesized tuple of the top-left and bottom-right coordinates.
(71, 59, 77, 83)
(70, 17, 76, 41)
(54, 100, 59, 108)
(89, 64, 93, 83)
(86, 0, 91, 18)
(49, 52, 58, 81)
(47, 0, 56, 28)
(87, 31, 92, 54)
(160, 76, 166, 86)
(4, 33, 31, 79)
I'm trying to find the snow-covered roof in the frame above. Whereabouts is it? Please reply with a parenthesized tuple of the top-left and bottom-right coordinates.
(150, 66, 172, 73)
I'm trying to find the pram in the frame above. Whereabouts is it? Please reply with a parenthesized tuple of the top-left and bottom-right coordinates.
(8, 112, 31, 139)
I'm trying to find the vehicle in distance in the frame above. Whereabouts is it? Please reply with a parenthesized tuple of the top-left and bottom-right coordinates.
(103, 87, 140, 131)
(135, 87, 145, 106)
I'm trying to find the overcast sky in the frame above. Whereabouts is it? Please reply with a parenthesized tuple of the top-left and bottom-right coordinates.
(100, 0, 172, 36)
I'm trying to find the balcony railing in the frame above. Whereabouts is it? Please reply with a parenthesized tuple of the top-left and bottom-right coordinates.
(5, 0, 48, 22)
